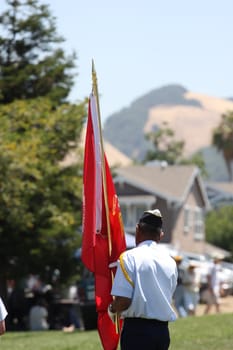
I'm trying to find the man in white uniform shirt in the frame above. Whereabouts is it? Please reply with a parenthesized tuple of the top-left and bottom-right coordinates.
(0, 297, 8, 335)
(109, 209, 177, 350)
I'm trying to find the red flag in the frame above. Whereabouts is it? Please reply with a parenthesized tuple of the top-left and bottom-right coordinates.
(82, 93, 126, 350)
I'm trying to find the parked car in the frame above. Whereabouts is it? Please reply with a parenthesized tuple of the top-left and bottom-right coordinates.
(218, 262, 233, 296)
(181, 252, 212, 288)
(181, 252, 233, 298)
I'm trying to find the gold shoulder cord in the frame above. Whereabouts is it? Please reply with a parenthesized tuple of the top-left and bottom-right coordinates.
(119, 254, 134, 287)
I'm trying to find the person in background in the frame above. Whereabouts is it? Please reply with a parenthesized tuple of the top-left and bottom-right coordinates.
(0, 297, 8, 335)
(204, 254, 223, 314)
(182, 262, 201, 316)
(6, 279, 27, 331)
(62, 282, 84, 332)
(29, 296, 49, 331)
(172, 255, 187, 318)
(108, 209, 177, 350)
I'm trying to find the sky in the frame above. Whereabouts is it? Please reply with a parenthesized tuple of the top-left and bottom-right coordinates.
(42, 1, 233, 122)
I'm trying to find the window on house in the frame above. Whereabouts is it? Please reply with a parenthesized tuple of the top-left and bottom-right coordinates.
(123, 204, 148, 228)
(119, 196, 155, 233)
(184, 206, 191, 234)
(135, 204, 148, 223)
(120, 205, 127, 227)
(119, 203, 135, 228)
(193, 208, 204, 241)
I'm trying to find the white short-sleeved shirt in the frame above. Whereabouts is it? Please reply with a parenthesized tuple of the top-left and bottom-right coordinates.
(111, 240, 178, 322)
(0, 298, 7, 321)
(29, 305, 49, 331)
(208, 263, 221, 290)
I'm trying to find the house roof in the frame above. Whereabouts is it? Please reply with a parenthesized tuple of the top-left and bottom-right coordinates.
(206, 182, 233, 196)
(115, 164, 210, 208)
(205, 181, 233, 207)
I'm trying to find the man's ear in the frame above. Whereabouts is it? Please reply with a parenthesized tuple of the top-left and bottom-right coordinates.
(159, 230, 164, 241)
(135, 223, 141, 245)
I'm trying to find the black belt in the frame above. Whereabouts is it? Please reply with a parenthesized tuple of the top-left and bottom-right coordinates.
(124, 317, 168, 326)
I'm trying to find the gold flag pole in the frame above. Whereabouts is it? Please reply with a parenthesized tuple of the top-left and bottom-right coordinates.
(92, 61, 120, 337)
(91, 59, 112, 256)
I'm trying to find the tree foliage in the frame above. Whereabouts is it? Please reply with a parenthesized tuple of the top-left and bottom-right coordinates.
(145, 122, 184, 164)
(180, 152, 208, 178)
(144, 122, 207, 176)
(0, 98, 86, 290)
(0, 0, 76, 105)
(0, 0, 87, 298)
(212, 111, 233, 181)
(205, 206, 233, 259)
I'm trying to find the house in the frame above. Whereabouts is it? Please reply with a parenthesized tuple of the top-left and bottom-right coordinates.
(114, 163, 212, 255)
(205, 182, 233, 208)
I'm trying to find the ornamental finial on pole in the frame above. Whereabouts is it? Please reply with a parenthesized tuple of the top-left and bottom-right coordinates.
(92, 59, 97, 96)
(91, 59, 101, 123)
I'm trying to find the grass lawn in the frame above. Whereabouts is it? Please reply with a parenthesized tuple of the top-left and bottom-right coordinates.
(0, 313, 232, 350)
(169, 313, 233, 350)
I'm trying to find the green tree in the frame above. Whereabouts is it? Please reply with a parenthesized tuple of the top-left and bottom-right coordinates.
(180, 152, 208, 178)
(212, 111, 233, 181)
(205, 206, 233, 259)
(145, 122, 185, 164)
(0, 98, 86, 297)
(145, 122, 207, 176)
(0, 0, 76, 105)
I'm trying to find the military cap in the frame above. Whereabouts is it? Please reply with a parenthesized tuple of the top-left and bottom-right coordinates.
(139, 209, 163, 228)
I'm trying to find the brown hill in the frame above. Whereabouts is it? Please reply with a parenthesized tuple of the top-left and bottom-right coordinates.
(103, 85, 233, 180)
(145, 92, 233, 156)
